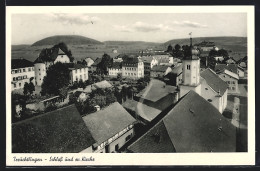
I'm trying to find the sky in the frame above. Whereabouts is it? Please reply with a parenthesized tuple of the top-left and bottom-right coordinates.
(11, 13, 247, 45)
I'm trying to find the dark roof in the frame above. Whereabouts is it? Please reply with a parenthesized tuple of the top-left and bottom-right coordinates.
(171, 64, 182, 75)
(11, 58, 34, 69)
(162, 91, 236, 152)
(92, 58, 102, 66)
(122, 57, 140, 67)
(128, 121, 176, 153)
(200, 68, 228, 96)
(12, 105, 96, 153)
(109, 62, 122, 69)
(82, 102, 136, 144)
(151, 65, 170, 72)
(214, 64, 238, 74)
(67, 63, 87, 70)
(34, 47, 73, 64)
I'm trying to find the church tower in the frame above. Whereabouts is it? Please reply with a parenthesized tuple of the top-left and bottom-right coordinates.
(179, 33, 201, 97)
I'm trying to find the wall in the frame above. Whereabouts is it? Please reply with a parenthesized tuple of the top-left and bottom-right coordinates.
(109, 68, 122, 77)
(182, 59, 200, 86)
(218, 73, 238, 93)
(70, 67, 88, 83)
(11, 66, 35, 90)
(180, 84, 201, 98)
(54, 54, 70, 64)
(34, 63, 46, 86)
(122, 62, 144, 79)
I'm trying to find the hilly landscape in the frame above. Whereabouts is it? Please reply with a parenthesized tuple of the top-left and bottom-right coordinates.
(12, 35, 247, 62)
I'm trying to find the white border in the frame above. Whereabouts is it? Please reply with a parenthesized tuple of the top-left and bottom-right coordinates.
(6, 6, 255, 166)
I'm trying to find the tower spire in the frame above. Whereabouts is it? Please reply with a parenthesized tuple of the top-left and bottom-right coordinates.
(189, 32, 192, 47)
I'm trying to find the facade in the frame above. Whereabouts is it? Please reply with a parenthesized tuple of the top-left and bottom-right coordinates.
(54, 48, 70, 64)
(150, 65, 172, 78)
(200, 69, 228, 113)
(82, 102, 136, 153)
(11, 58, 35, 90)
(179, 44, 201, 98)
(122, 57, 144, 79)
(68, 64, 89, 84)
(140, 56, 159, 75)
(108, 62, 122, 77)
(170, 63, 183, 86)
(218, 69, 239, 93)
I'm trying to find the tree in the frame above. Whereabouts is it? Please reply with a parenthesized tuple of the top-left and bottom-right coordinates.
(23, 82, 29, 96)
(166, 44, 173, 52)
(97, 54, 113, 75)
(175, 44, 181, 52)
(41, 62, 70, 96)
(117, 73, 122, 81)
(218, 49, 229, 58)
(28, 82, 35, 95)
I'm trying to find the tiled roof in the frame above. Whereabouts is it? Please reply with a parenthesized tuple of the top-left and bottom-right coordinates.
(151, 65, 170, 72)
(215, 64, 238, 74)
(93, 80, 112, 89)
(128, 121, 176, 153)
(68, 63, 87, 70)
(82, 102, 136, 144)
(12, 105, 96, 153)
(200, 68, 228, 96)
(109, 62, 122, 69)
(11, 58, 34, 69)
(163, 91, 236, 152)
(171, 64, 182, 75)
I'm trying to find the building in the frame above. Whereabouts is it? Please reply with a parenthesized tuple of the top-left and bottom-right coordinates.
(127, 91, 236, 153)
(122, 57, 144, 79)
(223, 57, 237, 64)
(68, 63, 89, 84)
(123, 79, 178, 123)
(195, 41, 216, 51)
(108, 62, 122, 77)
(90, 58, 102, 73)
(169, 63, 183, 86)
(82, 102, 136, 153)
(150, 65, 172, 78)
(84, 57, 95, 67)
(34, 47, 74, 86)
(215, 63, 244, 78)
(140, 56, 158, 75)
(12, 105, 96, 153)
(179, 38, 201, 98)
(11, 58, 35, 90)
(217, 69, 239, 94)
(200, 68, 228, 113)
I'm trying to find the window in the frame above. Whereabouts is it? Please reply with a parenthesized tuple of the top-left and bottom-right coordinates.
(125, 134, 132, 142)
(28, 68, 31, 71)
(227, 81, 230, 84)
(39, 69, 40, 71)
(80, 69, 82, 73)
(23, 69, 26, 72)
(19, 83, 21, 87)
(80, 75, 82, 79)
(207, 99, 212, 102)
(14, 83, 16, 88)
(115, 144, 119, 151)
(84, 74, 86, 79)
(187, 65, 191, 70)
(205, 88, 208, 90)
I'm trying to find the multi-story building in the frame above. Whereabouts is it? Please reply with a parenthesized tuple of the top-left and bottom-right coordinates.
(108, 62, 122, 77)
(11, 58, 35, 90)
(68, 64, 89, 84)
(217, 69, 239, 94)
(122, 57, 144, 79)
(34, 47, 74, 86)
(140, 56, 158, 75)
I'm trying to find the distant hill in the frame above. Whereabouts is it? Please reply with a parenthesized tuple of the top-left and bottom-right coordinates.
(163, 36, 247, 51)
(104, 41, 160, 46)
(32, 35, 103, 46)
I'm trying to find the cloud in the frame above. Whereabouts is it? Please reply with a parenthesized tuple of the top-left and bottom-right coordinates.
(48, 13, 100, 25)
(171, 20, 208, 28)
(114, 21, 175, 33)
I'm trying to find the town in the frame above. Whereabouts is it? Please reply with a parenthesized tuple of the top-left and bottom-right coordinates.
(11, 34, 248, 153)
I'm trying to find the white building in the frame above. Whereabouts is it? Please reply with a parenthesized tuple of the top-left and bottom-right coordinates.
(108, 62, 122, 77)
(11, 58, 35, 90)
(69, 64, 89, 84)
(54, 48, 70, 64)
(122, 57, 144, 79)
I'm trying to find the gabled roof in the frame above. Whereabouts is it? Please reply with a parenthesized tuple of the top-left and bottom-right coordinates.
(93, 80, 112, 89)
(82, 102, 136, 144)
(67, 63, 87, 70)
(171, 64, 182, 75)
(163, 91, 236, 152)
(128, 121, 176, 153)
(222, 69, 239, 80)
(12, 58, 34, 69)
(12, 105, 96, 153)
(92, 58, 102, 66)
(200, 68, 228, 96)
(151, 65, 170, 72)
(215, 64, 238, 74)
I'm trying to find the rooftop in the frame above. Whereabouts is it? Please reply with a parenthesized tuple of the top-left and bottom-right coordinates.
(12, 58, 34, 69)
(82, 102, 136, 144)
(128, 121, 176, 153)
(93, 80, 113, 89)
(151, 65, 170, 72)
(109, 62, 122, 69)
(163, 91, 236, 152)
(12, 105, 96, 153)
(215, 64, 238, 74)
(200, 68, 228, 96)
